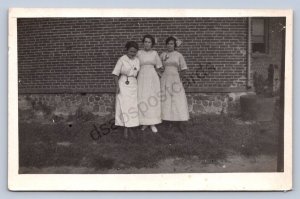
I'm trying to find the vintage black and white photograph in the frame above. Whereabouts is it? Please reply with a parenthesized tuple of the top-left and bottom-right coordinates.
(8, 8, 292, 191)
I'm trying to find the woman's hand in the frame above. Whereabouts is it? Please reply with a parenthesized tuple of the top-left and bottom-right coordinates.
(113, 75, 120, 94)
(179, 69, 187, 84)
(116, 85, 120, 94)
(156, 67, 164, 78)
(179, 69, 186, 78)
(157, 71, 162, 78)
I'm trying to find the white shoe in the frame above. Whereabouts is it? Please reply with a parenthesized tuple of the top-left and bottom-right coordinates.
(141, 125, 148, 131)
(150, 125, 158, 133)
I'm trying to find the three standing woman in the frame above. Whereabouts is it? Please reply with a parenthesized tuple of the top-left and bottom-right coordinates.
(112, 35, 189, 137)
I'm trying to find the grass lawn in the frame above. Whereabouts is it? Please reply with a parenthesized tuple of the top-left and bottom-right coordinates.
(19, 114, 279, 173)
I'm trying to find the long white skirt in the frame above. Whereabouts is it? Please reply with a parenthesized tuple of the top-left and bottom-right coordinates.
(115, 76, 139, 127)
(161, 66, 189, 121)
(137, 65, 162, 125)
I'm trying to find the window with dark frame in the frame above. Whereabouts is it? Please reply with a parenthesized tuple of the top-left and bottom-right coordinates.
(251, 18, 269, 54)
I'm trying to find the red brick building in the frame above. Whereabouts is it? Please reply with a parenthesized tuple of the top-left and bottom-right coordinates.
(17, 17, 285, 118)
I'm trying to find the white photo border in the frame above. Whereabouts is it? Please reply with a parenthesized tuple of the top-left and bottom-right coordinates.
(8, 8, 293, 191)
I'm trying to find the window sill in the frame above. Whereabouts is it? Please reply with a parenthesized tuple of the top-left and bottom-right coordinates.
(251, 52, 271, 58)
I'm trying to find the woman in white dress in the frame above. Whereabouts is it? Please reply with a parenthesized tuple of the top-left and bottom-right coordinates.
(160, 36, 189, 132)
(112, 41, 140, 138)
(137, 34, 163, 133)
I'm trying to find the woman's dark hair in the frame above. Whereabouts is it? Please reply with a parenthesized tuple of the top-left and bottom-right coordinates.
(165, 36, 177, 48)
(125, 41, 139, 51)
(142, 34, 155, 47)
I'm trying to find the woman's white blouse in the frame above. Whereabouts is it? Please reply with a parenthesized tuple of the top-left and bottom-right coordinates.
(137, 50, 162, 68)
(112, 55, 140, 77)
(160, 51, 187, 71)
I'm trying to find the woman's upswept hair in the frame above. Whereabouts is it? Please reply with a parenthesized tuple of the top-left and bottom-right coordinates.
(125, 41, 139, 51)
(165, 36, 177, 48)
(142, 34, 155, 47)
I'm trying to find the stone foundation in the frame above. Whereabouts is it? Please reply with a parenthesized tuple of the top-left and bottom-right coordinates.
(19, 92, 251, 122)
(18, 93, 115, 122)
(186, 92, 249, 115)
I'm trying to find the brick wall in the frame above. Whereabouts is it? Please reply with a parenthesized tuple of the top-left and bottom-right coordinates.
(17, 17, 248, 93)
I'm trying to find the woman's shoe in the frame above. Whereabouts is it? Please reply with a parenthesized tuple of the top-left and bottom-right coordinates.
(150, 125, 158, 133)
(141, 125, 148, 131)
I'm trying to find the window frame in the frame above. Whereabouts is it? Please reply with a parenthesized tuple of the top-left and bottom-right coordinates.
(251, 17, 270, 56)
